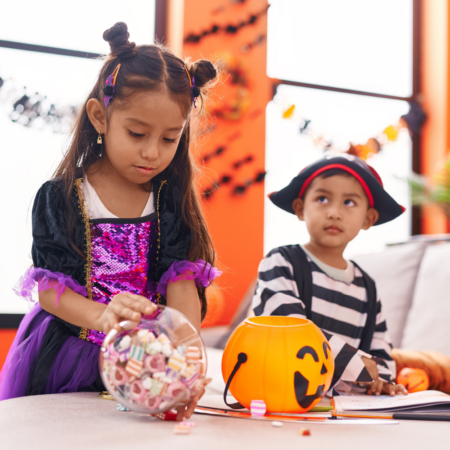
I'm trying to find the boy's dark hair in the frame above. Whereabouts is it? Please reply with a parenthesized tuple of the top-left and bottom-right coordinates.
(53, 22, 218, 319)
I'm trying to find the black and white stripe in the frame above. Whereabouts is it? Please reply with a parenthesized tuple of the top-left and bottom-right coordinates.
(252, 247, 395, 387)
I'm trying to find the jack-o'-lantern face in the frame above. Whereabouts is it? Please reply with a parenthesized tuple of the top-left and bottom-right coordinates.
(222, 316, 335, 413)
(294, 341, 332, 409)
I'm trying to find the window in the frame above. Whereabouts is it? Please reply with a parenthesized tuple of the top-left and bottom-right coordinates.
(0, 2, 156, 315)
(265, 0, 417, 258)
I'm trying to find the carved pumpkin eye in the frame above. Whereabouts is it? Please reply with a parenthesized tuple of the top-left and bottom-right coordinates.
(323, 341, 331, 360)
(296, 346, 319, 362)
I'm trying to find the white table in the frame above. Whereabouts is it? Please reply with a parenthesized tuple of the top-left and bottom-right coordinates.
(0, 392, 448, 450)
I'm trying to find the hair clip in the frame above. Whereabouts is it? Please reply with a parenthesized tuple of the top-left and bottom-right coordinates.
(185, 66, 200, 108)
(103, 64, 121, 107)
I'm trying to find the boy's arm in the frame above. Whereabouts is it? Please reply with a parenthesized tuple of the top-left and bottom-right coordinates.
(366, 297, 396, 382)
(252, 249, 372, 390)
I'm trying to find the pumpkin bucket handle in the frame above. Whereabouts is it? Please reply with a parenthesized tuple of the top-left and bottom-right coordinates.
(223, 352, 248, 409)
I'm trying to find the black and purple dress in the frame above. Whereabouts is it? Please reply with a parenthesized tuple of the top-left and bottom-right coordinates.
(0, 175, 219, 400)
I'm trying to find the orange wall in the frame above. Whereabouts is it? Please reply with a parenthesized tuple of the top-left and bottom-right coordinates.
(421, 0, 449, 233)
(0, 330, 16, 371)
(181, 0, 271, 325)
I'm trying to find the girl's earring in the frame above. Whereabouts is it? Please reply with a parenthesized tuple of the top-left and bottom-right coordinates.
(97, 132, 102, 144)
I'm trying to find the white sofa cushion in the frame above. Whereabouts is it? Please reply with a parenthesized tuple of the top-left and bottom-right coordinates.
(353, 241, 427, 348)
(401, 243, 450, 357)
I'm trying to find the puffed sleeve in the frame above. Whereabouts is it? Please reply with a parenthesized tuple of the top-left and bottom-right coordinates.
(14, 180, 87, 305)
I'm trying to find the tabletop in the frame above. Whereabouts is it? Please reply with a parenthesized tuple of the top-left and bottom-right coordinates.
(0, 392, 448, 450)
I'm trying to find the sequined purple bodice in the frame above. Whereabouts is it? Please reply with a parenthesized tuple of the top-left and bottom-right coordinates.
(86, 214, 158, 345)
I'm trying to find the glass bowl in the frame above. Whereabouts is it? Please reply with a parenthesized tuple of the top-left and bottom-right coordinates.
(99, 305, 207, 414)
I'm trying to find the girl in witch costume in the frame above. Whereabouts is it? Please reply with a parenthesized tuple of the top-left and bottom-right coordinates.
(0, 23, 221, 419)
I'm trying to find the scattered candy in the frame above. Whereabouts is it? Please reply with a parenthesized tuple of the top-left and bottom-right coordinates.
(250, 400, 266, 417)
(271, 421, 283, 427)
(117, 404, 130, 411)
(174, 424, 191, 435)
(180, 421, 196, 427)
(298, 428, 311, 436)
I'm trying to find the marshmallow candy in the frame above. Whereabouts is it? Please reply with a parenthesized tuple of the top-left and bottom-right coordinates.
(117, 335, 132, 352)
(146, 341, 163, 355)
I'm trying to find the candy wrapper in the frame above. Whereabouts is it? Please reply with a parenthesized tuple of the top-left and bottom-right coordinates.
(99, 306, 207, 414)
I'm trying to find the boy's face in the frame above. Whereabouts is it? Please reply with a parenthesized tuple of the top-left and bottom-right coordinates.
(292, 174, 379, 250)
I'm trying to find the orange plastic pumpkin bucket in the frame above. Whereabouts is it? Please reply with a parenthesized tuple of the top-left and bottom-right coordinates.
(222, 316, 335, 413)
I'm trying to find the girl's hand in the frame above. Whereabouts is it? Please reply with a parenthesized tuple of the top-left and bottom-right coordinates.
(176, 386, 206, 421)
(98, 293, 157, 333)
(367, 381, 408, 396)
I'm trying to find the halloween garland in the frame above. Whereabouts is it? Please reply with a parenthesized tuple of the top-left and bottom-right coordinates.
(200, 132, 264, 200)
(184, 5, 269, 44)
(280, 100, 426, 161)
(233, 171, 266, 195)
(0, 77, 78, 134)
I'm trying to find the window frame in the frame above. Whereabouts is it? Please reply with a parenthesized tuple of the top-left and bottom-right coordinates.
(271, 0, 422, 235)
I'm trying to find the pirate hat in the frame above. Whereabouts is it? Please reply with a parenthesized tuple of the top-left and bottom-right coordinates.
(268, 155, 405, 226)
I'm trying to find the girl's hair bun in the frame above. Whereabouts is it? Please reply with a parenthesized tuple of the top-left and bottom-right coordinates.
(190, 60, 217, 88)
(103, 22, 136, 58)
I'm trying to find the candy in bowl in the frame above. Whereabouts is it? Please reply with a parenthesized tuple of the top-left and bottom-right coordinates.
(99, 306, 207, 414)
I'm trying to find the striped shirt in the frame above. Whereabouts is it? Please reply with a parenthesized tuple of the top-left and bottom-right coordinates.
(252, 247, 395, 389)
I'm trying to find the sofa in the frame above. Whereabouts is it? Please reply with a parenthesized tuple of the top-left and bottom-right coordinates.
(202, 235, 450, 394)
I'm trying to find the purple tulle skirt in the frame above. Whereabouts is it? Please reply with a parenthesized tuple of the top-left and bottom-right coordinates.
(0, 305, 102, 401)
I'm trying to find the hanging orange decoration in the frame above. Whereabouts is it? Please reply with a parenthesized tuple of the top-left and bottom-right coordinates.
(383, 125, 400, 142)
(282, 104, 295, 119)
(397, 368, 430, 393)
(222, 316, 335, 413)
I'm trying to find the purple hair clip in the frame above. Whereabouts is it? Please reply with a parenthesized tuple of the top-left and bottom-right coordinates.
(103, 64, 121, 108)
(184, 66, 200, 109)
(191, 77, 201, 109)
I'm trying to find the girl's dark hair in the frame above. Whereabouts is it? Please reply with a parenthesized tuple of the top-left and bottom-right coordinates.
(53, 22, 218, 320)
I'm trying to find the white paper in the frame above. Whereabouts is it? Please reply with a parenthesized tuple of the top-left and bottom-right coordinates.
(334, 390, 450, 412)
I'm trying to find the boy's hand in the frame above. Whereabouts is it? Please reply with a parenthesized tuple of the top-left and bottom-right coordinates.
(361, 356, 379, 381)
(367, 381, 408, 396)
(361, 355, 408, 396)
(98, 293, 157, 333)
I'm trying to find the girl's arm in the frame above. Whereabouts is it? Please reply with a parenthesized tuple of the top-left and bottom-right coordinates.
(39, 287, 156, 333)
(166, 278, 201, 332)
(166, 278, 203, 420)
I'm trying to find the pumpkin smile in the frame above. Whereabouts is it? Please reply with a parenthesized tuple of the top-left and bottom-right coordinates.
(294, 371, 326, 409)
(294, 344, 330, 409)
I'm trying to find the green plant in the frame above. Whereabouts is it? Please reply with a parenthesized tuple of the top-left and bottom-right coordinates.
(407, 156, 450, 218)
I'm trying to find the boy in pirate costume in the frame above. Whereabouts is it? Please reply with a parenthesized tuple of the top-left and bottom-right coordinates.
(253, 155, 408, 396)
